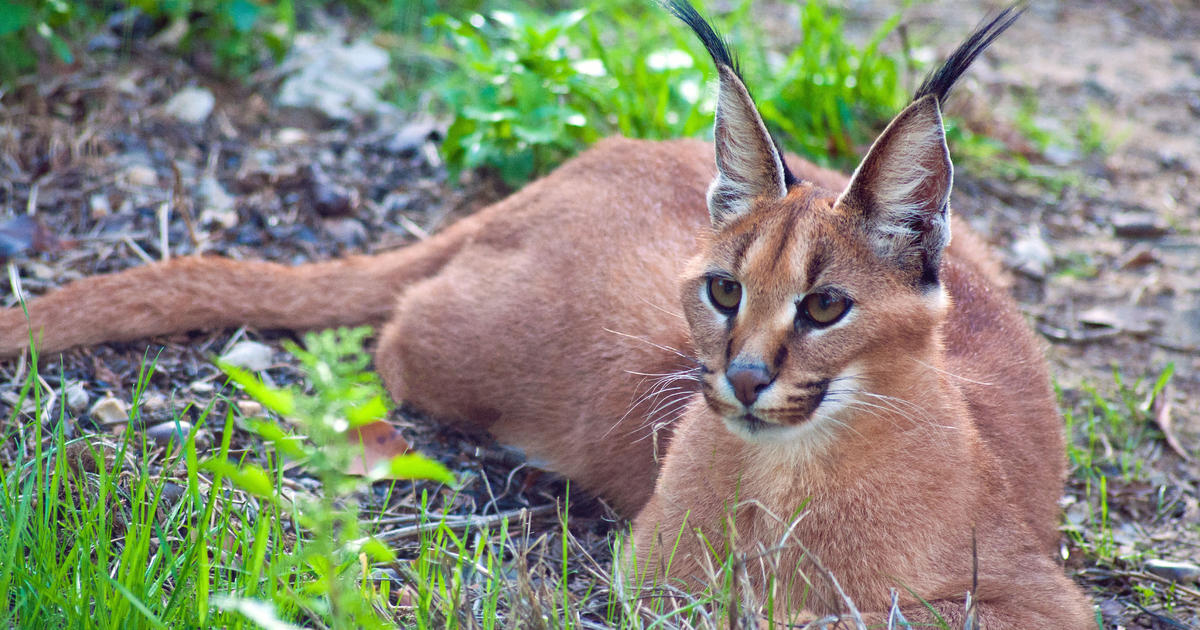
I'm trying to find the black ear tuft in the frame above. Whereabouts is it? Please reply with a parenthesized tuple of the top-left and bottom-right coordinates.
(914, 2, 1026, 105)
(665, 0, 799, 224)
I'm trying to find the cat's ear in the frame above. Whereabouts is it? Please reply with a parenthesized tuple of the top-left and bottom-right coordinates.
(706, 64, 787, 226)
(837, 94, 953, 288)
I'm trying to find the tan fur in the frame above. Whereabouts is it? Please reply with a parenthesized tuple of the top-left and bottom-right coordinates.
(1, 136, 1092, 623)
(0, 13, 1093, 625)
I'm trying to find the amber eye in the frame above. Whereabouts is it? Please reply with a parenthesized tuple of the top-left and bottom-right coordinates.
(707, 277, 742, 314)
(800, 291, 851, 327)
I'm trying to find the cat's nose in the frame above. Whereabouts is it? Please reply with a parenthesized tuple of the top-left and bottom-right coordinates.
(726, 363, 773, 407)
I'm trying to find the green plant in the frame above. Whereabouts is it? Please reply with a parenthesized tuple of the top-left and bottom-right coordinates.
(126, 0, 297, 78)
(217, 326, 454, 628)
(750, 0, 909, 163)
(0, 328, 453, 629)
(1064, 365, 1173, 480)
(0, 0, 84, 81)
(429, 0, 915, 187)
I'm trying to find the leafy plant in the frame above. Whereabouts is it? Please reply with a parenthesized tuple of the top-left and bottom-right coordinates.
(0, 0, 83, 81)
(216, 326, 454, 629)
(428, 0, 913, 187)
(0, 328, 453, 628)
(750, 0, 909, 162)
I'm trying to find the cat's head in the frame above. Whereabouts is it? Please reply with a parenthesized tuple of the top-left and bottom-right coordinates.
(667, 0, 1023, 442)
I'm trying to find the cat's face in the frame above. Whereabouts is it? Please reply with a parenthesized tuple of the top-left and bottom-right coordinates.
(682, 183, 947, 444)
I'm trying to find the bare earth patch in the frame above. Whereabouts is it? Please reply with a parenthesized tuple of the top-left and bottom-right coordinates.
(1, 0, 1197, 627)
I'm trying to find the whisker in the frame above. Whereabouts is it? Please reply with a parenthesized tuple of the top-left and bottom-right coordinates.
(908, 357, 995, 386)
(636, 296, 686, 320)
(602, 327, 699, 364)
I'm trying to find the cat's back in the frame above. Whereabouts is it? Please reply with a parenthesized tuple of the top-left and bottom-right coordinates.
(941, 223, 1065, 551)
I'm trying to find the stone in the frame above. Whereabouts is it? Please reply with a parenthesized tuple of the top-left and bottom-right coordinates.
(146, 420, 192, 447)
(90, 395, 129, 425)
(163, 87, 216, 124)
(1144, 559, 1200, 583)
(220, 341, 274, 372)
(1112, 212, 1169, 239)
(65, 382, 90, 414)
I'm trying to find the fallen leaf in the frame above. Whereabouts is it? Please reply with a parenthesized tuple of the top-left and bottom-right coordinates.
(0, 215, 64, 262)
(1152, 383, 1195, 463)
(346, 420, 411, 476)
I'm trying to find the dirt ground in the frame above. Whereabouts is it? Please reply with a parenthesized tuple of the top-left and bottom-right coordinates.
(0, 0, 1197, 627)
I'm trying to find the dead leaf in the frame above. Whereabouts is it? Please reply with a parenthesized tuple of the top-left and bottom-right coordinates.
(1152, 383, 1195, 463)
(346, 420, 411, 476)
(0, 215, 65, 262)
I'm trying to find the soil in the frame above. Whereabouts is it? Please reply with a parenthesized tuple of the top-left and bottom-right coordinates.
(1, 0, 1197, 627)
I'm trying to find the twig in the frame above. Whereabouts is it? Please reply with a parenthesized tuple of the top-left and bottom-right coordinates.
(396, 214, 430, 241)
(374, 504, 556, 542)
(122, 235, 155, 265)
(158, 202, 171, 262)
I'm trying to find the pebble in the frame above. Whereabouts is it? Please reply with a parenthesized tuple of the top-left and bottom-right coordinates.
(220, 341, 274, 372)
(122, 164, 159, 188)
(1112, 212, 1169, 239)
(236, 400, 265, 418)
(89, 193, 112, 219)
(146, 420, 192, 447)
(90, 395, 130, 425)
(276, 128, 308, 145)
(277, 34, 394, 121)
(1009, 227, 1053, 279)
(65, 382, 90, 414)
(322, 217, 367, 248)
(1144, 559, 1200, 583)
(309, 163, 357, 217)
(163, 86, 215, 124)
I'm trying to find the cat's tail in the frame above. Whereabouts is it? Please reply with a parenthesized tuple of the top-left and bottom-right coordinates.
(0, 214, 482, 358)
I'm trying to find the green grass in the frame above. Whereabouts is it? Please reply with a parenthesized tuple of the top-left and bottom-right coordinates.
(1060, 365, 1176, 566)
(0, 329, 455, 629)
(423, 0, 910, 186)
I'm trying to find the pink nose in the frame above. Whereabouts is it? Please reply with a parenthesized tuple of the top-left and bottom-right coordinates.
(726, 363, 773, 407)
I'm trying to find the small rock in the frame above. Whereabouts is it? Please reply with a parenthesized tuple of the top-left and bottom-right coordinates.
(87, 33, 121, 52)
(220, 341, 274, 372)
(308, 163, 358, 217)
(277, 34, 395, 121)
(190, 381, 215, 394)
(1116, 244, 1158, 270)
(276, 128, 308, 145)
(89, 193, 112, 219)
(1112, 212, 1169, 239)
(322, 217, 367, 248)
(160, 481, 187, 505)
(1144, 559, 1200, 583)
(380, 119, 439, 155)
(145, 420, 192, 447)
(236, 400, 265, 417)
(106, 8, 159, 40)
(1009, 227, 1053, 279)
(65, 383, 90, 414)
(90, 395, 130, 425)
(1064, 501, 1090, 526)
(163, 86, 216, 124)
(197, 175, 238, 228)
(139, 392, 168, 414)
(1078, 305, 1159, 336)
(123, 165, 159, 188)
(1042, 145, 1078, 167)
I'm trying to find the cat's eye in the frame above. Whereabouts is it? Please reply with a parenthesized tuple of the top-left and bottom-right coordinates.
(799, 291, 851, 327)
(707, 277, 742, 314)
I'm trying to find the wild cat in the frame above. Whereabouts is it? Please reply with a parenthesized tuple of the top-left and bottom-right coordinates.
(1, 0, 1093, 625)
